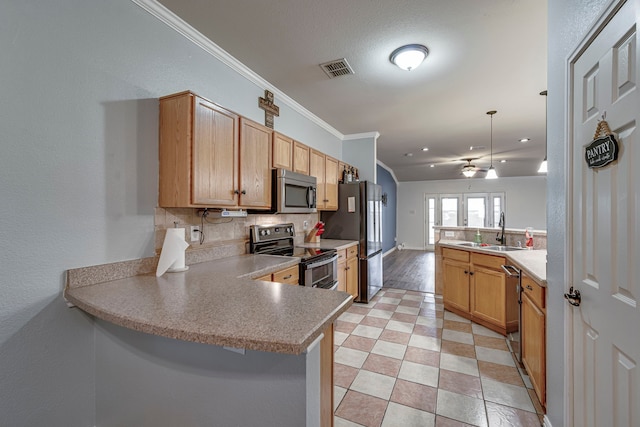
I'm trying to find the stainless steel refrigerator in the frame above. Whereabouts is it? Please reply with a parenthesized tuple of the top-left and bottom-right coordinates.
(321, 181, 383, 303)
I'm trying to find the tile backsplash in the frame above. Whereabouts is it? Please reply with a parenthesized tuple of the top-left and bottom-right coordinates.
(155, 207, 319, 261)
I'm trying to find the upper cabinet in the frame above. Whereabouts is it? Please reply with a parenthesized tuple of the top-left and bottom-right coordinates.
(310, 149, 338, 211)
(159, 91, 272, 209)
(238, 117, 273, 208)
(272, 132, 293, 171)
(293, 141, 310, 175)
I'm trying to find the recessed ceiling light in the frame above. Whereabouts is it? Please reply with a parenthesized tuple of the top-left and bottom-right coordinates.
(422, 147, 429, 151)
(519, 138, 530, 143)
(404, 153, 413, 157)
(500, 159, 507, 163)
(429, 164, 435, 168)
(469, 145, 486, 151)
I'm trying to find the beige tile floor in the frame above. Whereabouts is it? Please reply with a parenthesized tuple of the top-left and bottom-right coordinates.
(333, 288, 544, 427)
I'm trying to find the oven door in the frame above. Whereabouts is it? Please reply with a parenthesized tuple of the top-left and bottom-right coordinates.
(301, 254, 338, 289)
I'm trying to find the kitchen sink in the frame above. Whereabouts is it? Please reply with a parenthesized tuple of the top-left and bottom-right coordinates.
(485, 245, 526, 252)
(457, 242, 482, 247)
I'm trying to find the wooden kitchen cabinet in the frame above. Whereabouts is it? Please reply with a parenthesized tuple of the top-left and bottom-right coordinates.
(293, 141, 310, 175)
(521, 274, 546, 407)
(272, 132, 293, 170)
(255, 265, 299, 285)
(159, 91, 272, 209)
(442, 248, 518, 336)
(337, 244, 359, 299)
(310, 149, 338, 211)
(470, 252, 519, 335)
(442, 248, 471, 312)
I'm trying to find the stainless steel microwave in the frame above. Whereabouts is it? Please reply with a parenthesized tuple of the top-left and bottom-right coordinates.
(273, 168, 317, 214)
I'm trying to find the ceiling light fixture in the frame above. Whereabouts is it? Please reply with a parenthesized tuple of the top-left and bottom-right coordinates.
(389, 44, 429, 71)
(462, 159, 476, 178)
(422, 147, 429, 151)
(485, 110, 498, 179)
(538, 90, 548, 173)
(519, 138, 530, 143)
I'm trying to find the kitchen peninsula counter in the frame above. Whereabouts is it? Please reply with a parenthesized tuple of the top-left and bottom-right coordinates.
(65, 254, 352, 354)
(437, 240, 547, 285)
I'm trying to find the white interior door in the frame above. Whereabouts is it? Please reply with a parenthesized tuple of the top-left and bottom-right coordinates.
(570, 1, 640, 426)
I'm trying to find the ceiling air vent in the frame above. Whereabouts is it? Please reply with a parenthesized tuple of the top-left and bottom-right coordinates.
(320, 58, 355, 78)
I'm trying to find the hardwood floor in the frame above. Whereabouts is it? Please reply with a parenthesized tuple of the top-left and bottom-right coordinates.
(383, 249, 435, 294)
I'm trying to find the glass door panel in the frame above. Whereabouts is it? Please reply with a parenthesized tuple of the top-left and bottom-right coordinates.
(465, 196, 487, 228)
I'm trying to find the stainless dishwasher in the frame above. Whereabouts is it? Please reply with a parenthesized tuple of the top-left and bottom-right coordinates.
(501, 264, 522, 363)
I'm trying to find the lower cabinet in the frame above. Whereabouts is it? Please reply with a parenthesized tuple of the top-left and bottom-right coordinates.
(255, 265, 299, 285)
(337, 244, 359, 299)
(442, 248, 518, 336)
(521, 274, 546, 408)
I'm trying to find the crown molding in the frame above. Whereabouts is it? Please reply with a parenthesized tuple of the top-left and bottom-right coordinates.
(131, 0, 344, 140)
(343, 131, 380, 141)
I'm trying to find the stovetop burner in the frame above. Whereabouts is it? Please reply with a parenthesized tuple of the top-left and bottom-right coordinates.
(249, 223, 336, 262)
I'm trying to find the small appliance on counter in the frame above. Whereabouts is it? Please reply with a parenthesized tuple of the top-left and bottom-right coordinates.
(249, 223, 338, 290)
(321, 181, 383, 303)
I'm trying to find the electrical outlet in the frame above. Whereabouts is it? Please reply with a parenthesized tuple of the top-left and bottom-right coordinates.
(189, 226, 200, 242)
(303, 220, 309, 230)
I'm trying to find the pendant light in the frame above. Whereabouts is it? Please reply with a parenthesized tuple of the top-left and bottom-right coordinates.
(538, 90, 548, 173)
(485, 110, 498, 179)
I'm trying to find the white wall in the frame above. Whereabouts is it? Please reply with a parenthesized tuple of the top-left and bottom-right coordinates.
(397, 176, 546, 249)
(0, 0, 341, 424)
(547, 1, 610, 426)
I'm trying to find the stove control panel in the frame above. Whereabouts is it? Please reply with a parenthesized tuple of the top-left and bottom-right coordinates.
(250, 223, 296, 243)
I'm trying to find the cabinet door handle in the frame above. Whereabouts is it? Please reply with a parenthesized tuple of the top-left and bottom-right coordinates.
(241, 190, 246, 195)
(469, 271, 474, 276)
(283, 275, 292, 280)
(525, 285, 533, 291)
(233, 190, 239, 194)
(464, 270, 469, 275)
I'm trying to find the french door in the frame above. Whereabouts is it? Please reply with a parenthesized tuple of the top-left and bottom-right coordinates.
(424, 192, 505, 250)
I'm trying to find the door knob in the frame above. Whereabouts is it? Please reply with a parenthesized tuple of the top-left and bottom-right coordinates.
(564, 286, 581, 306)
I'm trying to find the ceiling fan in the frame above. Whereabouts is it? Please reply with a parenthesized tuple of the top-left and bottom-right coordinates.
(460, 158, 488, 178)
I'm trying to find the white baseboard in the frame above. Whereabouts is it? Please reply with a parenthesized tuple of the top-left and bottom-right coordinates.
(382, 247, 396, 258)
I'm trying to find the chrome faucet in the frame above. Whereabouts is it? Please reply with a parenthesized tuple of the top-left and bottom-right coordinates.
(496, 211, 506, 245)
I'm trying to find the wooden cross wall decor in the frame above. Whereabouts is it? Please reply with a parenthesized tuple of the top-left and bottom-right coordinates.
(258, 90, 280, 129)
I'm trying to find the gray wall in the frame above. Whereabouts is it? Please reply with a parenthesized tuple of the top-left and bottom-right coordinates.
(0, 0, 340, 425)
(376, 164, 398, 254)
(95, 321, 313, 427)
(547, 0, 610, 425)
(343, 135, 378, 182)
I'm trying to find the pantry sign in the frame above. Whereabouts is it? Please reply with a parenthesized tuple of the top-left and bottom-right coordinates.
(585, 119, 619, 169)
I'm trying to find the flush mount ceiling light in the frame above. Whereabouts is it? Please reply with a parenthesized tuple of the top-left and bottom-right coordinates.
(462, 159, 477, 178)
(389, 44, 429, 71)
(485, 110, 498, 179)
(421, 147, 429, 151)
(519, 138, 530, 143)
(538, 90, 548, 173)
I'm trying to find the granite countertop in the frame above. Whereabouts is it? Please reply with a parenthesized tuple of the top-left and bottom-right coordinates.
(437, 240, 547, 285)
(297, 239, 358, 250)
(64, 254, 352, 355)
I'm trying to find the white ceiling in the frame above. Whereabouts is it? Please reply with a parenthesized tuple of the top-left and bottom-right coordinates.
(156, 0, 548, 182)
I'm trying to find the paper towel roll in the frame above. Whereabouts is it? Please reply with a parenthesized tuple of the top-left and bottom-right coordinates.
(156, 228, 190, 277)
